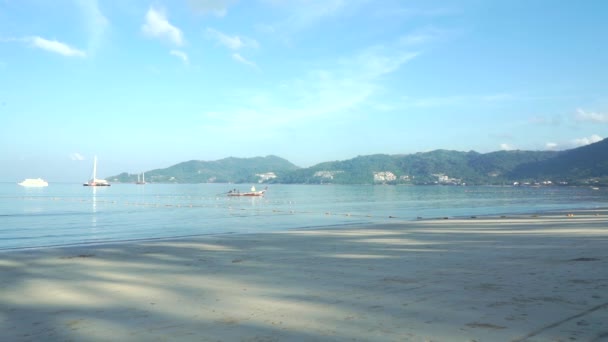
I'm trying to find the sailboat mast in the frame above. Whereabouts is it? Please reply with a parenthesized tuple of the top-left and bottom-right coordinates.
(93, 156, 98, 181)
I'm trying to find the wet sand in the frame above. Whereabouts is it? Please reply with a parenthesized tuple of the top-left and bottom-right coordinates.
(1, 211, 607, 341)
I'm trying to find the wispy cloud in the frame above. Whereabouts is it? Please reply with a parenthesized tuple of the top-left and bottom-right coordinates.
(75, 0, 109, 54)
(528, 115, 562, 126)
(1, 1, 106, 58)
(170, 50, 189, 64)
(345, 46, 418, 78)
(401, 93, 513, 108)
(187, 0, 234, 16)
(399, 26, 454, 46)
(574, 108, 608, 123)
(69, 153, 85, 161)
(199, 39, 418, 140)
(232, 53, 259, 69)
(280, 0, 347, 30)
(206, 28, 259, 50)
(374, 6, 458, 19)
(205, 28, 260, 68)
(29, 36, 86, 57)
(142, 7, 184, 46)
(259, 0, 350, 43)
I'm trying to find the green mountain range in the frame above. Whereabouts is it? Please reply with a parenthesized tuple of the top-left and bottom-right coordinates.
(108, 138, 608, 186)
(109, 155, 299, 184)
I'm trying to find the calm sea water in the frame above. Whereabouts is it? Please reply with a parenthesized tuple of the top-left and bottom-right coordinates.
(1, 183, 607, 251)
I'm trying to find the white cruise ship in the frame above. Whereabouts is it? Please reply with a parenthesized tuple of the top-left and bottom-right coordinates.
(18, 178, 49, 187)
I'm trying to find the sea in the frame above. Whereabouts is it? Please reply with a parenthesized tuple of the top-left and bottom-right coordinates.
(1, 183, 607, 251)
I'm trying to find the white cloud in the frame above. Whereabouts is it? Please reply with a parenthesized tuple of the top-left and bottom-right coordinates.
(70, 153, 85, 161)
(170, 50, 189, 64)
(500, 143, 515, 151)
(542, 135, 603, 151)
(572, 134, 603, 147)
(187, 0, 234, 16)
(29, 36, 86, 57)
(142, 7, 184, 46)
(206, 28, 259, 50)
(4, 2, 107, 57)
(232, 53, 259, 69)
(545, 142, 558, 150)
(574, 108, 608, 123)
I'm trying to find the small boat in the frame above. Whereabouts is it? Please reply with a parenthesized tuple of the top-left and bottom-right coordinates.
(83, 156, 110, 187)
(136, 172, 146, 185)
(227, 186, 267, 197)
(18, 178, 49, 187)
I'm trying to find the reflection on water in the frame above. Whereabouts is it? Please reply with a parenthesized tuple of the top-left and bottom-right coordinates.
(91, 186, 97, 226)
(1, 183, 607, 250)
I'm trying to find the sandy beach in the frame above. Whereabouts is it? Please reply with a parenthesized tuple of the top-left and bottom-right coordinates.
(1, 211, 607, 341)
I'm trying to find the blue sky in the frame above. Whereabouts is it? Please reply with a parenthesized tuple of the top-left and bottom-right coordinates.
(1, 0, 607, 182)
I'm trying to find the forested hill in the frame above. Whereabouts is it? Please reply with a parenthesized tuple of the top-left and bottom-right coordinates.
(108, 139, 608, 185)
(274, 150, 559, 185)
(509, 137, 608, 180)
(108, 155, 299, 184)
(285, 138, 608, 185)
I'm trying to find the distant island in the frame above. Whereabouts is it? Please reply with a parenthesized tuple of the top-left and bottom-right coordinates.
(108, 138, 608, 186)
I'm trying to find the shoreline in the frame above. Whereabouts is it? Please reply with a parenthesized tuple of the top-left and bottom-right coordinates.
(3, 206, 607, 254)
(1, 208, 607, 341)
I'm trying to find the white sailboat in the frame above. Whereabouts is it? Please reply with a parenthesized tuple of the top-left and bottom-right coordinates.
(83, 156, 110, 187)
(136, 172, 146, 185)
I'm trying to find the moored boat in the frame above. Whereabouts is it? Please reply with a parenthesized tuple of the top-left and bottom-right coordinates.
(227, 186, 267, 197)
(83, 156, 111, 186)
(136, 172, 146, 185)
(18, 178, 49, 187)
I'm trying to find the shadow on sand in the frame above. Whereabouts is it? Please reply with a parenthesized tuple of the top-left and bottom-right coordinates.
(1, 215, 608, 341)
